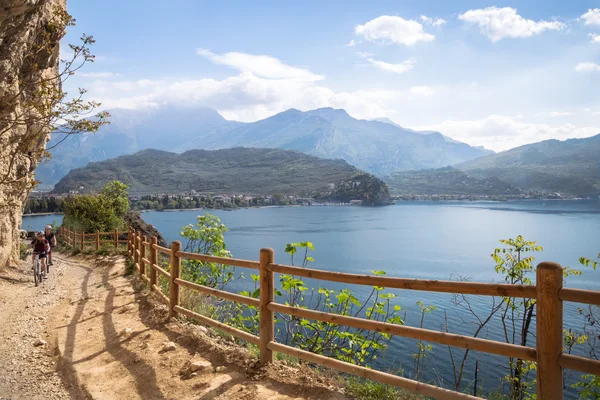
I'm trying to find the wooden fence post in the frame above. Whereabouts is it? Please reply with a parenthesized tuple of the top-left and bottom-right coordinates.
(114, 228, 118, 248)
(259, 248, 275, 365)
(140, 235, 147, 277)
(134, 231, 140, 271)
(536, 261, 563, 400)
(96, 231, 100, 250)
(128, 227, 132, 257)
(149, 236, 157, 289)
(169, 240, 181, 319)
(80, 232, 84, 251)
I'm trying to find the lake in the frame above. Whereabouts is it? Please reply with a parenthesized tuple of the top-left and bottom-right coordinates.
(141, 200, 600, 289)
(24, 200, 600, 395)
(21, 213, 63, 231)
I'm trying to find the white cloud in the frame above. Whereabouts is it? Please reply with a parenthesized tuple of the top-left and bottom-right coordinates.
(458, 7, 565, 42)
(69, 69, 600, 152)
(416, 115, 599, 151)
(420, 15, 447, 27)
(358, 53, 416, 74)
(575, 62, 600, 72)
(196, 49, 324, 82)
(78, 71, 400, 122)
(589, 33, 600, 43)
(346, 40, 356, 47)
(355, 15, 435, 46)
(581, 9, 600, 26)
(534, 111, 572, 118)
(78, 72, 121, 78)
(409, 85, 435, 96)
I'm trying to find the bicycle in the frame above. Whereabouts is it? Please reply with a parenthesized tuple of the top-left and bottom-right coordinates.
(46, 249, 51, 274)
(32, 252, 45, 287)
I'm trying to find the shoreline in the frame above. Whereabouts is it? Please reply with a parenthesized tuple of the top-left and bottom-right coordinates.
(21, 198, 600, 217)
(22, 212, 64, 216)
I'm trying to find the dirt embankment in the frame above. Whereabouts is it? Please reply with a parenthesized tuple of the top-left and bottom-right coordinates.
(0, 251, 348, 400)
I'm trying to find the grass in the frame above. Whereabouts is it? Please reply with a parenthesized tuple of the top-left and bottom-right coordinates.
(125, 258, 135, 276)
(275, 351, 301, 367)
(344, 377, 428, 400)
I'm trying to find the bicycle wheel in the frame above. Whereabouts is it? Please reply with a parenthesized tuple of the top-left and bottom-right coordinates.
(34, 262, 39, 287)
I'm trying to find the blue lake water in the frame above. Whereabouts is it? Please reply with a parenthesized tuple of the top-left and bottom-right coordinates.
(25, 200, 600, 395)
(21, 214, 63, 231)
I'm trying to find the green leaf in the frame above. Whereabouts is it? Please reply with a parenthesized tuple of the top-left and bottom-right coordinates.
(285, 243, 297, 255)
(300, 241, 315, 250)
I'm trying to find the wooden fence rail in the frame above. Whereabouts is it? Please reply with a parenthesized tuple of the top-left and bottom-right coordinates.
(57, 226, 600, 400)
(57, 227, 127, 250)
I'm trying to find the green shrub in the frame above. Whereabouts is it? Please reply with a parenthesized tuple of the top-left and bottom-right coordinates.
(62, 180, 129, 233)
(20, 242, 29, 260)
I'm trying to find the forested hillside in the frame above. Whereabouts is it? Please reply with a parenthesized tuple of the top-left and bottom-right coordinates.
(52, 148, 391, 205)
(457, 134, 600, 196)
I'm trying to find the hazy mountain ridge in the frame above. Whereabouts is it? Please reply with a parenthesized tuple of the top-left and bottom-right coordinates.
(209, 108, 493, 176)
(36, 106, 492, 186)
(455, 134, 600, 196)
(36, 107, 243, 185)
(52, 148, 391, 205)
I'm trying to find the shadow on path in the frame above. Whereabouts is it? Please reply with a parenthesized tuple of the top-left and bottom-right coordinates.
(100, 257, 166, 399)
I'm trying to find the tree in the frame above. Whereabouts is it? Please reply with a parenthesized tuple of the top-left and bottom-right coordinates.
(273, 242, 404, 366)
(1, 6, 109, 210)
(448, 236, 586, 399)
(491, 236, 543, 399)
(62, 180, 129, 233)
(180, 213, 233, 289)
(273, 193, 285, 205)
(569, 253, 600, 398)
(100, 180, 129, 216)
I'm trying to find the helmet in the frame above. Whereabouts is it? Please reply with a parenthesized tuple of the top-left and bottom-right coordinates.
(37, 230, 45, 236)
(45, 225, 52, 229)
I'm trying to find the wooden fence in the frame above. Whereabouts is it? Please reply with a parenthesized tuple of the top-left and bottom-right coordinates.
(58, 227, 600, 400)
(58, 227, 128, 251)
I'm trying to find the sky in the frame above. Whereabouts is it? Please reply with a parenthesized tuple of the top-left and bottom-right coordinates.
(62, 0, 600, 152)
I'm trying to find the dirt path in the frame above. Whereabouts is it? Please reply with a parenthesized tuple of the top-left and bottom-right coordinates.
(0, 256, 75, 399)
(0, 252, 347, 400)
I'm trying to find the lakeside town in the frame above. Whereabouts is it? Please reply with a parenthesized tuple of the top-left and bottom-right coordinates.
(24, 187, 597, 215)
(24, 189, 367, 214)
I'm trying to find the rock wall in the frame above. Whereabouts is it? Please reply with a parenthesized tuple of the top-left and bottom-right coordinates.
(0, 0, 66, 269)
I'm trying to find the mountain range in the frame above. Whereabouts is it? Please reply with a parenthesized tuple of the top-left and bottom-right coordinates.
(382, 134, 600, 197)
(456, 134, 600, 197)
(37, 106, 492, 186)
(385, 167, 522, 196)
(52, 148, 391, 205)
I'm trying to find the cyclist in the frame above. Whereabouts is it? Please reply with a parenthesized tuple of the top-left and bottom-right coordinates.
(44, 225, 56, 267)
(29, 231, 50, 279)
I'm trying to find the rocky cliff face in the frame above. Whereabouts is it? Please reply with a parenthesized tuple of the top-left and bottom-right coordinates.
(0, 0, 66, 269)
